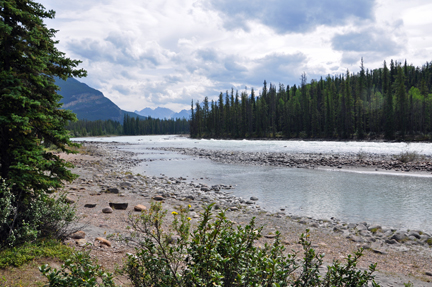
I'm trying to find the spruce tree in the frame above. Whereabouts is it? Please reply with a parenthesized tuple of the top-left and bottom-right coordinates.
(0, 0, 86, 245)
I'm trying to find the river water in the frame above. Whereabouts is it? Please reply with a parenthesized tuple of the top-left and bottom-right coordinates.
(74, 135, 432, 233)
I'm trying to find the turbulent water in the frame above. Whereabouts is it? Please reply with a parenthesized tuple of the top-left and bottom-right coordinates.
(74, 135, 432, 232)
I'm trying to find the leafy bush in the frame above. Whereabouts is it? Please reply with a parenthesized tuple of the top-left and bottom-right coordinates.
(0, 178, 77, 248)
(121, 202, 380, 286)
(40, 250, 116, 287)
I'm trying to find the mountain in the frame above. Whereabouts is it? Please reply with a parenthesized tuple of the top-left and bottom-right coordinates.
(134, 107, 191, 120)
(55, 78, 143, 122)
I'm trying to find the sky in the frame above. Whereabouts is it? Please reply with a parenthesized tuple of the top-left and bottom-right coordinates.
(39, 0, 432, 113)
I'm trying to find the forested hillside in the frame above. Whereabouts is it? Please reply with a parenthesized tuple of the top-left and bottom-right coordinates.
(191, 59, 432, 140)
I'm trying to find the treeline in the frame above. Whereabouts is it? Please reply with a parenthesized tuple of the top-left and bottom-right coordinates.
(66, 115, 190, 137)
(123, 114, 189, 135)
(66, 119, 123, 137)
(190, 59, 432, 140)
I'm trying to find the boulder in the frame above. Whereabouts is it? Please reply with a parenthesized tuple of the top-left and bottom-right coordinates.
(109, 202, 128, 210)
(120, 182, 133, 188)
(106, 187, 119, 194)
(250, 196, 259, 201)
(408, 231, 421, 239)
(355, 224, 367, 231)
(349, 235, 365, 243)
(102, 207, 113, 213)
(134, 204, 146, 211)
(391, 231, 408, 242)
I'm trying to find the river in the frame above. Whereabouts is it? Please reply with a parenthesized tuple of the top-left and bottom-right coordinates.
(73, 135, 432, 233)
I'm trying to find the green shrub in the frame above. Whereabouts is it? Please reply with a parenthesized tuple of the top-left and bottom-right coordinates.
(40, 250, 116, 287)
(0, 178, 77, 248)
(121, 202, 380, 286)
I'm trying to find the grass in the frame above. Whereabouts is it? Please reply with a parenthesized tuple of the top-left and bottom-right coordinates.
(0, 239, 73, 286)
(0, 239, 73, 269)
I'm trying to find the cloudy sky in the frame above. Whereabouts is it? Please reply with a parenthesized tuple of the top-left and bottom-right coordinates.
(39, 0, 432, 113)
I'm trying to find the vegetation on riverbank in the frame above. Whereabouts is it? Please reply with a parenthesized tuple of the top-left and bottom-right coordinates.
(191, 59, 432, 141)
(65, 115, 189, 137)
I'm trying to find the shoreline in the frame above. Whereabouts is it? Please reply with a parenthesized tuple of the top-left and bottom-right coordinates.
(63, 142, 432, 285)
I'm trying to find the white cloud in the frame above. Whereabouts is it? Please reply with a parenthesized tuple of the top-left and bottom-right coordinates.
(37, 0, 432, 112)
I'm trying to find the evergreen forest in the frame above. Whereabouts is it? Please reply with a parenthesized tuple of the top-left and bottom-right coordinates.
(190, 59, 432, 140)
(66, 114, 190, 137)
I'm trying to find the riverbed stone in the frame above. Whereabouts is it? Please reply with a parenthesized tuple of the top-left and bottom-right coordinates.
(250, 196, 259, 201)
(71, 231, 86, 239)
(134, 204, 146, 211)
(355, 224, 367, 231)
(106, 187, 119, 194)
(95, 237, 111, 247)
(102, 207, 113, 213)
(391, 232, 408, 242)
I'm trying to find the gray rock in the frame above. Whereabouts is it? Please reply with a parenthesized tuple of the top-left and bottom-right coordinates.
(372, 249, 387, 255)
(107, 187, 119, 194)
(120, 182, 132, 188)
(408, 231, 421, 239)
(359, 230, 372, 237)
(245, 200, 255, 204)
(250, 196, 259, 201)
(355, 224, 367, 231)
(385, 238, 398, 244)
(347, 223, 356, 229)
(391, 231, 408, 242)
(349, 235, 365, 243)
(102, 207, 113, 213)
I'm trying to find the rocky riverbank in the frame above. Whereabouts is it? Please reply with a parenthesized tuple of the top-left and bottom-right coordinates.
(62, 142, 432, 286)
(149, 146, 432, 174)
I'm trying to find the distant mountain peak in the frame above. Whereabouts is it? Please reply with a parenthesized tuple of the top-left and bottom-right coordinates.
(135, 107, 190, 119)
(56, 77, 144, 123)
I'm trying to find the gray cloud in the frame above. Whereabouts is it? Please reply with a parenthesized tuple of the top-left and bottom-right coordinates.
(67, 32, 169, 68)
(205, 0, 375, 34)
(332, 24, 405, 64)
(248, 52, 308, 86)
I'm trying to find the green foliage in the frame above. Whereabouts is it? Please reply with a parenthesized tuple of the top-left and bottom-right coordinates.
(0, 238, 72, 268)
(121, 202, 380, 286)
(0, 177, 77, 248)
(40, 250, 117, 287)
(191, 59, 432, 140)
(123, 114, 190, 136)
(0, 0, 85, 246)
